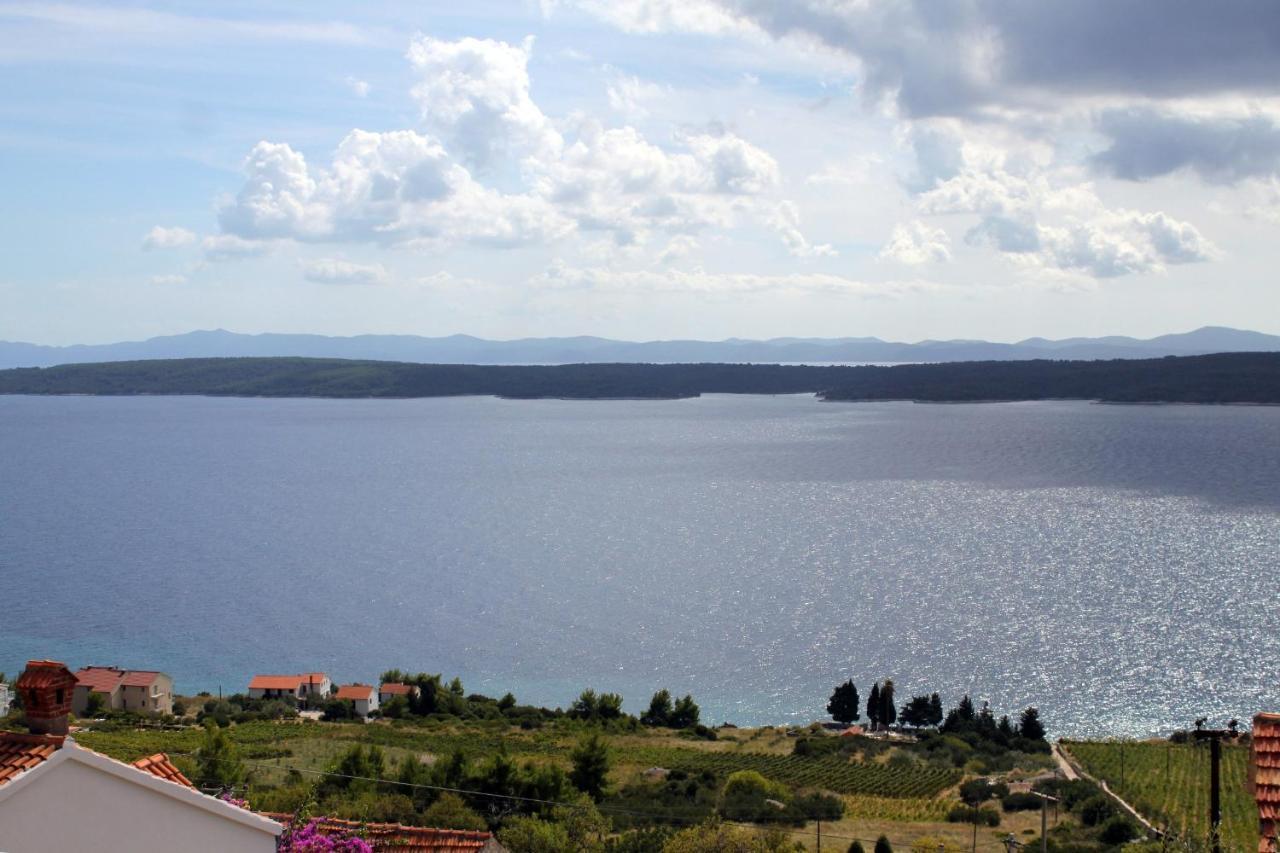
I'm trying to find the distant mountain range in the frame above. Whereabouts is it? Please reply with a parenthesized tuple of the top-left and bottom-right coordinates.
(1, 326, 1278, 369)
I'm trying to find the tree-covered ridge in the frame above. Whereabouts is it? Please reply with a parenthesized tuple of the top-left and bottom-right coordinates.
(0, 352, 1277, 403)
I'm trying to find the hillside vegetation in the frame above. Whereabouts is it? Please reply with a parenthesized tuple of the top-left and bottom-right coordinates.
(0, 352, 1278, 403)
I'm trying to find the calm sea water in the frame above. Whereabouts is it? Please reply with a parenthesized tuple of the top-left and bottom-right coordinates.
(1, 394, 1277, 736)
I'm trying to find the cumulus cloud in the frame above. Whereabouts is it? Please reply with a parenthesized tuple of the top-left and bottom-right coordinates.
(1093, 107, 1280, 183)
(768, 201, 834, 258)
(879, 221, 951, 265)
(215, 34, 821, 257)
(141, 225, 196, 250)
(301, 258, 387, 284)
(407, 35, 561, 168)
(917, 148, 1217, 277)
(606, 73, 666, 120)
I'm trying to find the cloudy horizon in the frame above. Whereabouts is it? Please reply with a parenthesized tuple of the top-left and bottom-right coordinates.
(4, 1, 1280, 345)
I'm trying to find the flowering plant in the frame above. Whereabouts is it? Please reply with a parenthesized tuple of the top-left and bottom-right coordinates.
(277, 818, 373, 853)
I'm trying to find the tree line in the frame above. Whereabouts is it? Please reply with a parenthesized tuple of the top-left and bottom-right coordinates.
(826, 679, 1047, 743)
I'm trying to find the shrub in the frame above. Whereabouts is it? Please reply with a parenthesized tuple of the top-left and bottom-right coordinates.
(719, 771, 791, 822)
(1003, 792, 1043, 812)
(792, 791, 845, 821)
(1079, 795, 1116, 827)
(947, 805, 1001, 826)
(874, 835, 893, 853)
(1099, 816, 1138, 845)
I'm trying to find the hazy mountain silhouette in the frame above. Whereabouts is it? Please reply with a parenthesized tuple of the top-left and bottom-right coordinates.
(1, 326, 1276, 369)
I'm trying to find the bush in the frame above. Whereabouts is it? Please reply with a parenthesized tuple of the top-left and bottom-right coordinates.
(719, 771, 791, 822)
(959, 778, 996, 805)
(792, 791, 845, 821)
(874, 835, 893, 853)
(946, 805, 1000, 826)
(1003, 792, 1043, 812)
(848, 842, 865, 853)
(1098, 816, 1138, 845)
(1079, 795, 1116, 827)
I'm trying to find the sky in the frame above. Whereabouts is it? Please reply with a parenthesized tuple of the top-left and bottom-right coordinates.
(3, 0, 1280, 345)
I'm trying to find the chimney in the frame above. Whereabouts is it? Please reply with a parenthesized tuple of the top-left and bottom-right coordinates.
(16, 660, 78, 736)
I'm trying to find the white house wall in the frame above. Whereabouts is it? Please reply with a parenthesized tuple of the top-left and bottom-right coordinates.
(0, 757, 278, 853)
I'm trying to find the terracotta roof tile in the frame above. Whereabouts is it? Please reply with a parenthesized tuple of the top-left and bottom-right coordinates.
(0, 732, 65, 786)
(17, 660, 79, 690)
(262, 814, 495, 852)
(120, 671, 163, 688)
(1252, 712, 1280, 852)
(250, 675, 306, 691)
(131, 753, 194, 789)
(379, 683, 413, 695)
(335, 684, 375, 701)
(75, 666, 126, 692)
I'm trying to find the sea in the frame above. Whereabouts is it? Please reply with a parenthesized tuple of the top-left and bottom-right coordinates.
(1, 393, 1277, 737)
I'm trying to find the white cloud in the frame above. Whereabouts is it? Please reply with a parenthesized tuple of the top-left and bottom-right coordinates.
(215, 35, 823, 258)
(658, 235, 699, 264)
(202, 234, 273, 262)
(141, 225, 196, 250)
(530, 260, 939, 297)
(148, 273, 187, 286)
(301, 258, 387, 285)
(345, 76, 370, 98)
(879, 220, 951, 265)
(606, 73, 666, 120)
(768, 201, 835, 258)
(407, 34, 561, 168)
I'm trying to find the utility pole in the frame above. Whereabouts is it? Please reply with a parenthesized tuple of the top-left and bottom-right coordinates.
(1192, 717, 1240, 853)
(816, 819, 821, 852)
(1031, 791, 1058, 853)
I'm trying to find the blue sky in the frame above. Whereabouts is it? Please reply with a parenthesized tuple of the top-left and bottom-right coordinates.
(4, 1, 1280, 344)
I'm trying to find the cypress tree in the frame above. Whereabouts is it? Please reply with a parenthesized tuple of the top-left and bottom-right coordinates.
(880, 679, 896, 729)
(929, 693, 944, 727)
(867, 683, 881, 729)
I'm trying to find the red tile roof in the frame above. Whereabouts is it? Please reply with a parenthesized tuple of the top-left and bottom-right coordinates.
(263, 815, 496, 852)
(75, 666, 126, 692)
(17, 660, 79, 690)
(131, 752, 194, 789)
(249, 675, 306, 691)
(379, 683, 414, 695)
(335, 684, 376, 701)
(1253, 712, 1280, 852)
(120, 671, 162, 688)
(0, 732, 65, 786)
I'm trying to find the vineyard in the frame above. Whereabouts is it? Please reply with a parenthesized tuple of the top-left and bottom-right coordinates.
(617, 746, 961, 797)
(76, 720, 960, 799)
(839, 795, 954, 823)
(1064, 740, 1258, 853)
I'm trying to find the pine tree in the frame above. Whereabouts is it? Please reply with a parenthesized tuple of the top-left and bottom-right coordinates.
(671, 695, 700, 729)
(826, 680, 860, 725)
(1019, 707, 1046, 741)
(867, 683, 881, 729)
(195, 719, 245, 791)
(929, 693, 944, 727)
(570, 733, 610, 801)
(642, 689, 672, 727)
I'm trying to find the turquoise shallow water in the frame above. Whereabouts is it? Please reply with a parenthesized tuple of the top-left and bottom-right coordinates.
(1, 394, 1277, 735)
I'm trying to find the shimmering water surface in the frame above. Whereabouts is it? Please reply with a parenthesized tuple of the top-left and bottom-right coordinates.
(2, 394, 1277, 736)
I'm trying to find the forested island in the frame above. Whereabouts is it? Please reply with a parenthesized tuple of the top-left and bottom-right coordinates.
(0, 352, 1277, 403)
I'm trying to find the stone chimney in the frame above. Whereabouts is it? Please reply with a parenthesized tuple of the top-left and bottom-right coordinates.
(16, 660, 77, 736)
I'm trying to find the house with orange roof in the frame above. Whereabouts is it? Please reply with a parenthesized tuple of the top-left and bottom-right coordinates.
(335, 683, 380, 718)
(247, 672, 331, 703)
(73, 665, 174, 716)
(1, 661, 282, 852)
(379, 681, 419, 705)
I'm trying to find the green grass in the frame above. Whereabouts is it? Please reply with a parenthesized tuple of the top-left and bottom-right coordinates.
(1064, 740, 1258, 853)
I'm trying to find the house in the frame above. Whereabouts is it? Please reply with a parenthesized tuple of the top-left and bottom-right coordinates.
(247, 672, 331, 703)
(839, 725, 866, 738)
(262, 813, 507, 852)
(73, 666, 174, 715)
(379, 682, 418, 705)
(0, 679, 10, 713)
(1251, 712, 1280, 853)
(334, 683, 379, 717)
(0, 660, 282, 852)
